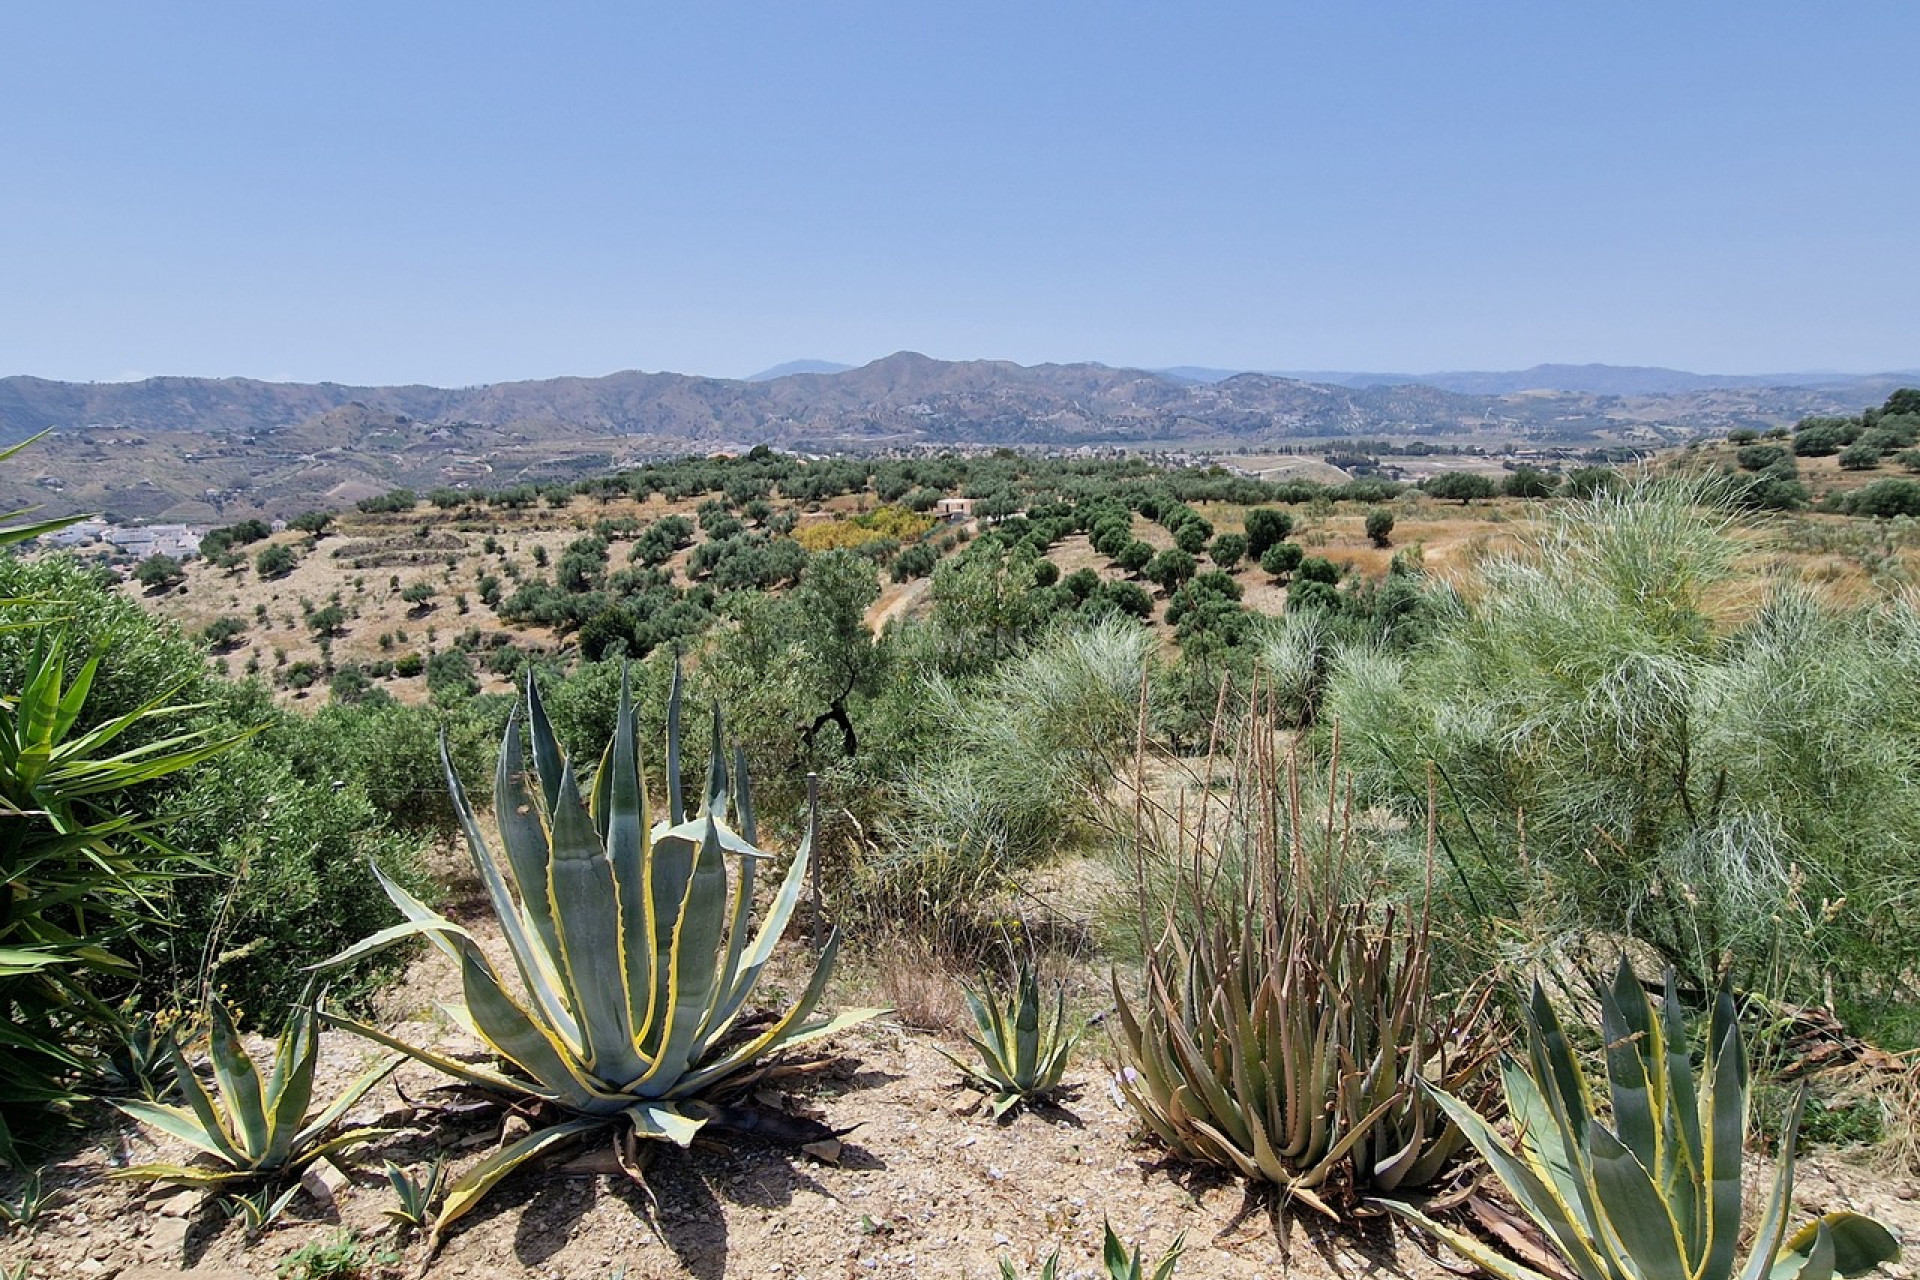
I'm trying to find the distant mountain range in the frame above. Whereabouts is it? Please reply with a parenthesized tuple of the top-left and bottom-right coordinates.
(743, 359, 855, 381)
(2, 353, 1911, 522)
(1156, 363, 1918, 396)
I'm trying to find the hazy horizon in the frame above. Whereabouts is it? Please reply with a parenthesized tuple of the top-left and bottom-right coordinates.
(12, 353, 1920, 390)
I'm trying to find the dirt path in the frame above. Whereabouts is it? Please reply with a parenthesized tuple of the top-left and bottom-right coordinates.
(866, 576, 932, 636)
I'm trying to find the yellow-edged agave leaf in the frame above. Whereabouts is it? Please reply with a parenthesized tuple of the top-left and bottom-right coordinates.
(319, 661, 878, 1249)
(430, 1116, 603, 1250)
(112, 996, 396, 1188)
(1780, 1216, 1901, 1280)
(1381, 964, 1903, 1280)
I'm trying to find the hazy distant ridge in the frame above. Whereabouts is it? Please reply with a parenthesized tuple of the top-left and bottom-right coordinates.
(2, 352, 1910, 523)
(1157, 363, 1912, 396)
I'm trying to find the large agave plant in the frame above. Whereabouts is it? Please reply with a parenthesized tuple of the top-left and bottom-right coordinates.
(1111, 726, 1493, 1216)
(1382, 959, 1902, 1280)
(323, 666, 880, 1243)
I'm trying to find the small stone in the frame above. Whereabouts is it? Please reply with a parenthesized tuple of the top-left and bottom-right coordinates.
(147, 1216, 191, 1259)
(559, 1148, 623, 1176)
(158, 1189, 201, 1218)
(801, 1139, 842, 1165)
(500, 1113, 532, 1145)
(301, 1159, 352, 1209)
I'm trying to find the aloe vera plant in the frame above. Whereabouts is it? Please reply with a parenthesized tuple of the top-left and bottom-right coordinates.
(1112, 730, 1492, 1215)
(1382, 959, 1902, 1280)
(322, 666, 879, 1244)
(934, 953, 1078, 1119)
(111, 995, 397, 1186)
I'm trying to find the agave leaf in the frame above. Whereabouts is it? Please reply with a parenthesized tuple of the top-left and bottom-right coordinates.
(1425, 1083, 1611, 1280)
(206, 999, 269, 1163)
(1103, 1221, 1133, 1278)
(1781, 1214, 1901, 1279)
(958, 986, 1006, 1077)
(159, 1035, 246, 1165)
(297, 1125, 396, 1168)
(522, 671, 566, 815)
(665, 657, 686, 825)
(673, 931, 863, 1095)
(318, 1011, 549, 1098)
(1736, 1074, 1807, 1280)
(1699, 1016, 1749, 1280)
(543, 760, 644, 1083)
(1150, 1231, 1187, 1280)
(626, 1101, 706, 1147)
(703, 744, 760, 1033)
(109, 1162, 254, 1187)
(263, 1008, 320, 1168)
(1377, 1199, 1573, 1280)
(701, 705, 729, 819)
(601, 668, 655, 1039)
(631, 816, 729, 1091)
(1772, 1220, 1838, 1280)
(493, 710, 565, 973)
(310, 915, 462, 974)
(292, 1052, 401, 1151)
(1528, 984, 1593, 1141)
(1600, 959, 1658, 1167)
(700, 821, 812, 1047)
(430, 1116, 604, 1249)
(1585, 1125, 1689, 1280)
(110, 1099, 244, 1165)
(451, 937, 614, 1111)
(1504, 1059, 1589, 1235)
(447, 729, 577, 1044)
(732, 744, 758, 845)
(639, 821, 697, 1057)
(1012, 968, 1041, 1086)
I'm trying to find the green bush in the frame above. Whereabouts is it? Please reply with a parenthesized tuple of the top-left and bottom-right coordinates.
(0, 555, 432, 1124)
(254, 544, 297, 579)
(1321, 481, 1920, 1022)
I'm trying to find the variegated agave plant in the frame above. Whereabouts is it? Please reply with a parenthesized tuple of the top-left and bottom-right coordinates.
(1382, 960, 1902, 1280)
(322, 665, 880, 1244)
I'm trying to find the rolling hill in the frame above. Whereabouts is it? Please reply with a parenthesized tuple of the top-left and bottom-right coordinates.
(2, 354, 1907, 521)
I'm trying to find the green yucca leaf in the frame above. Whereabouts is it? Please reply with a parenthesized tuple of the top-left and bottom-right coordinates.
(322, 662, 880, 1248)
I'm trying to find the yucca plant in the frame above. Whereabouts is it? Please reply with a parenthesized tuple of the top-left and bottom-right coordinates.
(1382, 958, 1902, 1280)
(999, 1219, 1185, 1280)
(1111, 720, 1493, 1216)
(111, 994, 397, 1186)
(0, 630, 251, 1147)
(321, 666, 880, 1246)
(934, 952, 1079, 1119)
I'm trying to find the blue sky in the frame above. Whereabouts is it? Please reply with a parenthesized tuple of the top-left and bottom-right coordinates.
(4, 3, 1916, 385)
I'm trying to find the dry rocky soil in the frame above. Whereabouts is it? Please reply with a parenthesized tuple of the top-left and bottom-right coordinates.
(6, 933, 1920, 1280)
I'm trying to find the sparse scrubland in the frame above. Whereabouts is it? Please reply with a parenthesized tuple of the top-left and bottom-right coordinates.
(5, 409, 1920, 1278)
